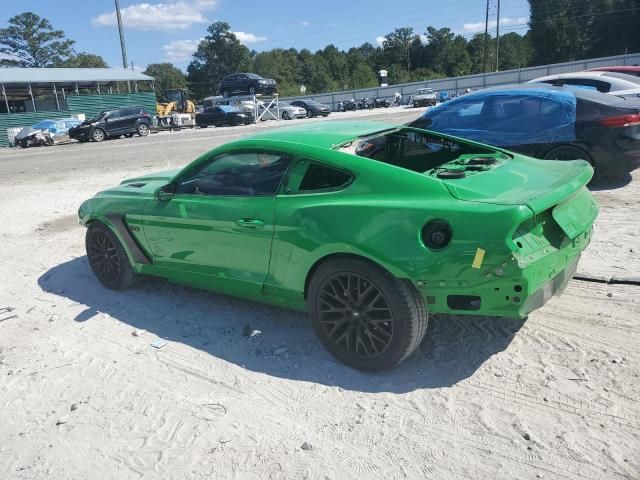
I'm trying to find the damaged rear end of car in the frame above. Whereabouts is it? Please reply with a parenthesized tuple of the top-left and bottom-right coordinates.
(350, 126, 598, 319)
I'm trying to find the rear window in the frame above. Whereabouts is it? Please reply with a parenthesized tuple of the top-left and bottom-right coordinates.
(339, 128, 495, 173)
(602, 72, 640, 85)
(299, 163, 352, 191)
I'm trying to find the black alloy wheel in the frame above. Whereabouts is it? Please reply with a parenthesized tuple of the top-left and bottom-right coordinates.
(317, 272, 395, 360)
(86, 222, 135, 290)
(308, 257, 428, 371)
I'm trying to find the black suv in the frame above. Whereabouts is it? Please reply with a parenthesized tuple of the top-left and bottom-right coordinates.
(218, 73, 277, 97)
(69, 106, 152, 142)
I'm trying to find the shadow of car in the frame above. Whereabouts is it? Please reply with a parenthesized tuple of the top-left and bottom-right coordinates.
(38, 256, 524, 393)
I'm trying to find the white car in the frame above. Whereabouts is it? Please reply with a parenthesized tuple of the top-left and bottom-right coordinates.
(412, 88, 437, 107)
(528, 71, 640, 98)
(258, 101, 307, 120)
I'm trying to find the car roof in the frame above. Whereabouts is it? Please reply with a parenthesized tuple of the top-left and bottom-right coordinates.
(529, 71, 640, 89)
(237, 120, 397, 149)
(589, 66, 640, 72)
(436, 84, 635, 107)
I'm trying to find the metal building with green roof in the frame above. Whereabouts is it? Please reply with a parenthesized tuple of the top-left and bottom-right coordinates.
(0, 68, 156, 147)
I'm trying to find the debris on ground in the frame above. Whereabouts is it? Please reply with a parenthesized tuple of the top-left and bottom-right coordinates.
(150, 339, 168, 349)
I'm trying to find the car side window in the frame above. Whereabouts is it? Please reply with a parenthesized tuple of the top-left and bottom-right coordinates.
(108, 110, 121, 119)
(298, 163, 353, 192)
(175, 151, 291, 196)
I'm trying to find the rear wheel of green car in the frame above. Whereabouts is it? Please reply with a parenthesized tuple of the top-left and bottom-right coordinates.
(308, 257, 428, 371)
(86, 221, 135, 290)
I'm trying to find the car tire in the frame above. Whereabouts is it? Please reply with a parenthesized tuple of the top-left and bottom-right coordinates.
(137, 123, 150, 137)
(308, 256, 428, 371)
(91, 128, 106, 142)
(222, 90, 230, 98)
(85, 221, 135, 291)
(249, 86, 256, 95)
(282, 111, 291, 120)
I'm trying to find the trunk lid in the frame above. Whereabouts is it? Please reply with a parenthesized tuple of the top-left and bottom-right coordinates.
(441, 156, 597, 239)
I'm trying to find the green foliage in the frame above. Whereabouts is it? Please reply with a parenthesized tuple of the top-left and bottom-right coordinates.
(186, 22, 252, 99)
(182, 7, 637, 100)
(0, 12, 75, 67)
(528, 0, 639, 64)
(59, 53, 108, 68)
(144, 63, 187, 101)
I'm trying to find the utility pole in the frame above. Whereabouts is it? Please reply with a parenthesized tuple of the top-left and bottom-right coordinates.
(483, 0, 490, 73)
(495, 0, 501, 72)
(115, 0, 128, 69)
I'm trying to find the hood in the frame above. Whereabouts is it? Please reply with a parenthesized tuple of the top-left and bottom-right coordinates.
(439, 156, 593, 215)
(98, 169, 181, 197)
(15, 126, 41, 140)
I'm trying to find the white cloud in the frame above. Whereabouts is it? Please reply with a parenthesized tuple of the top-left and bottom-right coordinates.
(462, 17, 528, 34)
(162, 39, 202, 61)
(300, 21, 310, 27)
(92, 0, 218, 31)
(232, 31, 267, 44)
(376, 36, 386, 47)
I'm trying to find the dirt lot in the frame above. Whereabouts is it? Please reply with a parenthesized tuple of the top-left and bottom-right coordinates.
(1, 107, 639, 480)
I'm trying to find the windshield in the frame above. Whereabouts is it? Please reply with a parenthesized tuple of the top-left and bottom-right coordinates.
(246, 73, 262, 80)
(32, 120, 56, 129)
(278, 102, 291, 107)
(417, 89, 433, 94)
(219, 105, 240, 113)
(89, 110, 111, 122)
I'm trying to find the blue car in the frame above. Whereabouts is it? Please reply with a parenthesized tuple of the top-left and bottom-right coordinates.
(409, 84, 640, 177)
(15, 118, 83, 148)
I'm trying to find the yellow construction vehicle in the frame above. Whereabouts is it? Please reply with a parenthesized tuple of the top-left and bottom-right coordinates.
(156, 88, 196, 129)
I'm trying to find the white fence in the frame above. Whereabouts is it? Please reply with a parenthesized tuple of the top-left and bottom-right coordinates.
(283, 52, 640, 110)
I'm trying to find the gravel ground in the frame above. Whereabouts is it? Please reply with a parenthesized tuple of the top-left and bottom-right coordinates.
(0, 106, 639, 480)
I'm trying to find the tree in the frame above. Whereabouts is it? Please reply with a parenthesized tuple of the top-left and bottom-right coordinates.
(382, 28, 417, 71)
(59, 53, 107, 68)
(186, 22, 251, 100)
(0, 12, 74, 67)
(143, 63, 187, 100)
(497, 33, 533, 71)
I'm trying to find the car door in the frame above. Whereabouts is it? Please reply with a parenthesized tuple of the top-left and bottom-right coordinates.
(200, 107, 220, 125)
(104, 109, 127, 135)
(141, 149, 291, 296)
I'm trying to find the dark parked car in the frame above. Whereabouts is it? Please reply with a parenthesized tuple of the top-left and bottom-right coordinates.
(290, 99, 331, 117)
(69, 106, 152, 142)
(196, 105, 253, 127)
(408, 85, 640, 177)
(218, 73, 277, 97)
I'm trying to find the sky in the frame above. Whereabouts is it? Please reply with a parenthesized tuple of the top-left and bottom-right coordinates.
(2, 0, 531, 70)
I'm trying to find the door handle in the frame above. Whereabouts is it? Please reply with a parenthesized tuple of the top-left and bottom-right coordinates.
(235, 218, 265, 228)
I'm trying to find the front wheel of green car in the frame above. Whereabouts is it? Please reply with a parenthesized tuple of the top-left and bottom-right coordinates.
(308, 257, 428, 371)
(85, 222, 135, 290)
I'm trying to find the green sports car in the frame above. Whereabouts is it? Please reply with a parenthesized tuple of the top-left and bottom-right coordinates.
(78, 121, 598, 371)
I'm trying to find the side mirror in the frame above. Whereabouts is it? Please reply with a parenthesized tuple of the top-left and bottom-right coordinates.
(155, 183, 175, 201)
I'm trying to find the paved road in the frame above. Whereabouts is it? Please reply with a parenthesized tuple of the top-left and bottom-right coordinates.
(0, 107, 420, 179)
